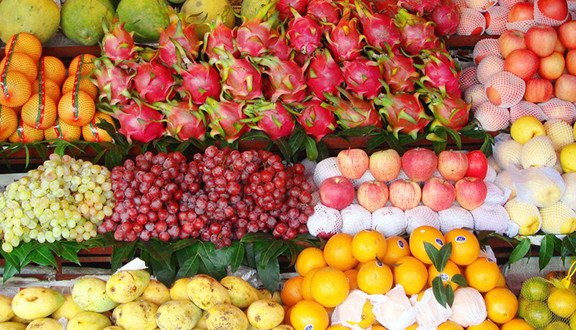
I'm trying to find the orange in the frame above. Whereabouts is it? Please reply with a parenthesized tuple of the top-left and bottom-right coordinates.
(62, 75, 99, 100)
(32, 78, 61, 103)
(82, 111, 115, 142)
(310, 267, 350, 308)
(484, 287, 518, 324)
(444, 229, 480, 266)
(57, 90, 96, 127)
(393, 256, 428, 295)
(409, 225, 445, 264)
(405, 324, 419, 329)
(357, 259, 393, 294)
(4, 33, 42, 62)
(351, 229, 387, 263)
(495, 272, 507, 288)
(0, 105, 18, 141)
(371, 326, 386, 330)
(349, 299, 376, 328)
(428, 260, 462, 291)
(465, 257, 501, 293)
(438, 320, 464, 329)
(281, 276, 304, 307)
(68, 54, 97, 78)
(290, 300, 329, 330)
(500, 318, 535, 330)
(296, 247, 327, 276)
(44, 118, 82, 142)
(326, 326, 349, 330)
(344, 269, 359, 291)
(324, 233, 359, 271)
(21, 93, 57, 129)
(283, 305, 293, 325)
(0, 71, 32, 108)
(301, 268, 320, 300)
(467, 319, 500, 329)
(0, 52, 38, 83)
(382, 236, 411, 265)
(9, 119, 44, 143)
(40, 56, 67, 86)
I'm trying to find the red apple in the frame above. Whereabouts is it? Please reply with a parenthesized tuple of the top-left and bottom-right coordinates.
(559, 20, 576, 49)
(357, 181, 389, 212)
(525, 25, 559, 58)
(554, 74, 576, 102)
(539, 51, 565, 80)
(536, 0, 568, 21)
(319, 176, 355, 210)
(455, 177, 488, 210)
(422, 177, 456, 212)
(498, 29, 526, 59)
(337, 148, 369, 180)
(554, 37, 566, 54)
(504, 49, 540, 81)
(567, 49, 576, 75)
(524, 79, 554, 103)
(388, 179, 422, 210)
(508, 2, 535, 22)
(401, 148, 438, 183)
(369, 149, 402, 182)
(437, 150, 469, 181)
(465, 150, 488, 179)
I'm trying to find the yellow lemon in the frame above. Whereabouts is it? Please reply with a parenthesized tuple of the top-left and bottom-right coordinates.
(560, 143, 576, 173)
(511, 116, 546, 144)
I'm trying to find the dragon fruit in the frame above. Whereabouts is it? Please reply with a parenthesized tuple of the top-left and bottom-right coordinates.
(268, 31, 292, 60)
(306, 48, 345, 100)
(259, 57, 307, 103)
(235, 18, 274, 58)
(416, 49, 462, 97)
(216, 55, 263, 100)
(244, 101, 296, 139)
(373, 0, 400, 15)
(115, 101, 166, 143)
(427, 94, 471, 131)
(175, 61, 222, 104)
(203, 19, 238, 63)
(325, 89, 383, 129)
(276, 0, 309, 20)
(158, 20, 199, 69)
(375, 92, 432, 138)
(429, 4, 461, 37)
(102, 22, 138, 64)
(200, 97, 250, 142)
(287, 11, 323, 55)
(400, 0, 440, 15)
(394, 9, 440, 55)
(378, 48, 419, 93)
(93, 57, 133, 105)
(341, 58, 384, 99)
(157, 101, 207, 141)
(355, 1, 402, 50)
(296, 99, 338, 141)
(129, 60, 177, 104)
(306, 0, 341, 33)
(326, 11, 366, 61)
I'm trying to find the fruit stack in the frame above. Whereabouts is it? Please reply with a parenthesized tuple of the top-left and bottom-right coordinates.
(306, 147, 518, 239)
(0, 33, 114, 144)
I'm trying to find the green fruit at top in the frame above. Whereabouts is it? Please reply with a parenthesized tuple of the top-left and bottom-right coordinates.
(240, 0, 274, 22)
(524, 301, 553, 329)
(181, 0, 236, 40)
(117, 0, 171, 42)
(0, 0, 60, 43)
(61, 0, 115, 46)
(521, 277, 550, 301)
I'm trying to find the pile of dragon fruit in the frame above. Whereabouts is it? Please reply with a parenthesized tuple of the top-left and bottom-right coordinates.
(93, 0, 468, 146)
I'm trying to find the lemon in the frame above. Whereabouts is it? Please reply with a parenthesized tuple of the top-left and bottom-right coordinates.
(520, 277, 550, 302)
(524, 301, 553, 328)
(511, 116, 546, 145)
(545, 119, 575, 152)
(548, 288, 576, 318)
(181, 0, 236, 39)
(560, 143, 576, 173)
(505, 199, 542, 236)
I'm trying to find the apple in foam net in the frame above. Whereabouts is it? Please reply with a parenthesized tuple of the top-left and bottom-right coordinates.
(319, 176, 356, 210)
(357, 181, 389, 212)
(465, 150, 488, 180)
(554, 74, 576, 103)
(337, 149, 369, 180)
(504, 49, 539, 81)
(508, 2, 535, 22)
(455, 177, 488, 210)
(422, 177, 456, 212)
(524, 78, 554, 103)
(498, 29, 526, 59)
(539, 52, 565, 80)
(525, 25, 558, 58)
(437, 150, 469, 181)
(559, 21, 576, 49)
(402, 148, 438, 183)
(369, 149, 402, 182)
(388, 179, 422, 210)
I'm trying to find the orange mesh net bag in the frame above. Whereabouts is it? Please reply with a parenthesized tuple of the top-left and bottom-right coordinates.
(340, 204, 373, 235)
(457, 8, 487, 35)
(372, 206, 407, 237)
(465, 0, 498, 11)
(313, 157, 342, 188)
(535, 0, 569, 25)
(538, 98, 576, 124)
(477, 55, 504, 85)
(484, 71, 526, 108)
(460, 66, 481, 91)
(306, 203, 343, 238)
(473, 39, 502, 65)
(438, 206, 475, 234)
(464, 84, 490, 111)
(486, 6, 511, 35)
(510, 100, 549, 123)
(405, 205, 441, 234)
(506, 20, 537, 33)
(473, 101, 511, 131)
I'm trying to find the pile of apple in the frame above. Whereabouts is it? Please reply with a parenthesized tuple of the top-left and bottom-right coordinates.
(306, 148, 519, 238)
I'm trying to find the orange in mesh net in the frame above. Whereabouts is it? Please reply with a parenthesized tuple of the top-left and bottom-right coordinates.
(485, 71, 526, 108)
(477, 55, 504, 85)
(473, 101, 511, 131)
(486, 6, 511, 35)
(457, 8, 487, 35)
(473, 38, 502, 65)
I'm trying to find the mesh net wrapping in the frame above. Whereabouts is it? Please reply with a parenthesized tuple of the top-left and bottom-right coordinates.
(460, 66, 481, 91)
(544, 119, 575, 151)
(485, 164, 498, 183)
(301, 158, 317, 179)
(505, 198, 542, 235)
(485, 181, 512, 205)
(438, 206, 475, 234)
(350, 169, 376, 189)
(473, 39, 502, 65)
(477, 55, 504, 85)
(484, 71, 526, 108)
(510, 101, 549, 123)
(457, 8, 487, 35)
(306, 203, 343, 238)
(372, 206, 407, 237)
(465, 0, 498, 11)
(410, 288, 452, 328)
(313, 157, 342, 188)
(331, 290, 367, 328)
(464, 84, 489, 111)
(405, 205, 441, 234)
(520, 135, 557, 168)
(540, 202, 576, 234)
(471, 202, 511, 234)
(495, 169, 518, 199)
(499, 0, 523, 8)
(389, 169, 410, 183)
(493, 134, 523, 170)
(512, 166, 566, 207)
(371, 285, 417, 330)
(486, 6, 511, 35)
(506, 20, 537, 33)
(535, 0, 569, 25)
(340, 204, 373, 235)
(538, 98, 576, 124)
(473, 101, 511, 131)
(454, 0, 469, 7)
(449, 288, 488, 327)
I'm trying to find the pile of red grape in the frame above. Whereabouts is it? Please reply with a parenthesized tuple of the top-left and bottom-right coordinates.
(98, 146, 314, 247)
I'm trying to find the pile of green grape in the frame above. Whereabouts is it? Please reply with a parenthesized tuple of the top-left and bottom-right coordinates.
(0, 154, 115, 252)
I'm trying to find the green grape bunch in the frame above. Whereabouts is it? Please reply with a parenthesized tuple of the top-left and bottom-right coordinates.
(0, 154, 115, 252)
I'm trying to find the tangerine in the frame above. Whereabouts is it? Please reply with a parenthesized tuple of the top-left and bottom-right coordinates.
(344, 269, 359, 291)
(323, 233, 359, 271)
(281, 276, 304, 307)
(57, 90, 96, 127)
(45, 118, 82, 142)
(289, 300, 329, 330)
(409, 225, 445, 264)
(437, 320, 464, 329)
(393, 256, 428, 295)
(351, 229, 387, 263)
(444, 228, 480, 266)
(295, 247, 327, 276)
(465, 257, 501, 293)
(428, 259, 462, 291)
(0, 71, 32, 108)
(485, 287, 518, 324)
(0, 105, 18, 141)
(68, 54, 97, 78)
(382, 236, 411, 265)
(4, 33, 42, 62)
(40, 56, 66, 86)
(500, 318, 535, 330)
(310, 267, 350, 308)
(21, 93, 57, 129)
(467, 319, 500, 330)
(357, 259, 393, 294)
(301, 268, 320, 301)
(0, 52, 38, 82)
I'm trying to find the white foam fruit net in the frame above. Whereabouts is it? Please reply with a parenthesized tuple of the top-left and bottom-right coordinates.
(510, 100, 549, 123)
(485, 181, 512, 205)
(569, 2, 576, 12)
(372, 206, 407, 237)
(473, 39, 502, 64)
(331, 290, 367, 328)
(405, 205, 441, 234)
(539, 98, 576, 124)
(505, 198, 542, 235)
(471, 202, 511, 234)
(411, 288, 452, 328)
(561, 173, 576, 209)
(313, 157, 342, 188)
(495, 169, 518, 199)
(499, 0, 523, 8)
(457, 8, 487, 35)
(544, 119, 575, 151)
(371, 285, 417, 330)
(512, 166, 566, 207)
(460, 66, 481, 91)
(464, 84, 490, 111)
(454, 0, 468, 7)
(301, 158, 317, 179)
(449, 287, 488, 327)
(484, 71, 526, 108)
(340, 204, 373, 236)
(477, 55, 504, 85)
(485, 163, 498, 182)
(473, 101, 511, 131)
(540, 202, 576, 235)
(486, 6, 511, 35)
(306, 203, 343, 238)
(438, 206, 475, 234)
(535, 0, 569, 25)
(465, 0, 498, 11)
(493, 134, 523, 170)
(350, 169, 376, 189)
(506, 20, 537, 33)
(521, 135, 557, 168)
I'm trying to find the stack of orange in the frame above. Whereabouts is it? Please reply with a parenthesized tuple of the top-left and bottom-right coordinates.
(0, 32, 114, 143)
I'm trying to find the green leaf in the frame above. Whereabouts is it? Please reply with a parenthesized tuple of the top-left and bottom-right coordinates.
(0, 249, 22, 273)
(451, 274, 468, 287)
(142, 239, 174, 266)
(432, 276, 448, 308)
(197, 242, 232, 279)
(274, 138, 295, 162)
(149, 254, 177, 287)
(366, 134, 387, 152)
(256, 253, 281, 292)
(423, 241, 441, 268)
(25, 245, 57, 268)
(1, 262, 19, 282)
(289, 127, 306, 155)
(255, 240, 288, 269)
(171, 238, 199, 252)
(229, 241, 245, 273)
(304, 136, 318, 161)
(52, 241, 82, 265)
(175, 244, 200, 278)
(111, 242, 138, 271)
(9, 241, 39, 268)
(445, 127, 462, 150)
(435, 242, 452, 273)
(508, 239, 531, 264)
(446, 284, 455, 307)
(539, 234, 555, 271)
(563, 235, 576, 256)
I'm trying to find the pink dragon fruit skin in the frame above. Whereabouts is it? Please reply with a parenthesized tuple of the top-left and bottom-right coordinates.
(380, 49, 419, 93)
(159, 101, 207, 141)
(287, 12, 323, 55)
(158, 20, 200, 68)
(216, 55, 263, 100)
(235, 19, 273, 58)
(268, 32, 292, 61)
(395, 9, 441, 55)
(326, 11, 366, 62)
(244, 101, 296, 140)
(306, 0, 341, 33)
(429, 5, 460, 37)
(418, 50, 462, 97)
(200, 97, 250, 142)
(176, 61, 222, 105)
(306, 48, 345, 100)
(102, 22, 137, 64)
(373, 0, 400, 15)
(115, 101, 166, 143)
(203, 19, 238, 62)
(400, 0, 440, 15)
(276, 0, 309, 20)
(341, 58, 384, 99)
(427, 94, 471, 131)
(129, 60, 177, 104)
(355, 1, 402, 51)
(325, 90, 383, 129)
(375, 92, 432, 138)
(260, 57, 307, 103)
(297, 99, 338, 141)
(93, 57, 133, 105)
